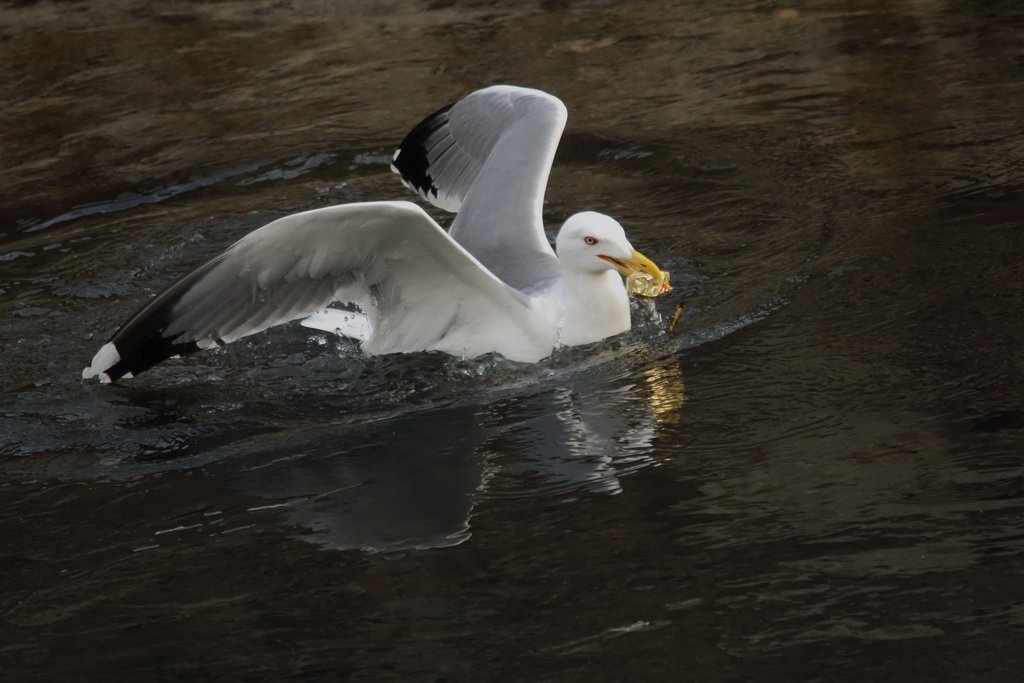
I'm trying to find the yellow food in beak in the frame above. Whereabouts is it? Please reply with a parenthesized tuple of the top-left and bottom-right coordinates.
(599, 250, 672, 297)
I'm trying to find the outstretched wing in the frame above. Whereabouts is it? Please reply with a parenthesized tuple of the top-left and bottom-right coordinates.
(83, 201, 553, 383)
(390, 85, 566, 295)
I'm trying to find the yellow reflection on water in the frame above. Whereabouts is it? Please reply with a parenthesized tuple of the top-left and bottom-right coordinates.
(641, 363, 686, 426)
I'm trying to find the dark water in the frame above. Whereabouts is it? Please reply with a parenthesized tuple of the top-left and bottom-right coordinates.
(3, 1, 1024, 680)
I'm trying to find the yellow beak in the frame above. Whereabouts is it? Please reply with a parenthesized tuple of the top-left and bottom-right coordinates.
(599, 249, 672, 296)
(599, 249, 662, 278)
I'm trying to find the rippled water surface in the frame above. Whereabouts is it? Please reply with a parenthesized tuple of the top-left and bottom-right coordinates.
(3, 1, 1024, 680)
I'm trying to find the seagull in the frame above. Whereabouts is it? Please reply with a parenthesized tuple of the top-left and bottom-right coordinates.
(82, 85, 668, 383)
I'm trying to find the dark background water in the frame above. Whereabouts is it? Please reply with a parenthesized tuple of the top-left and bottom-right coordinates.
(3, 1, 1024, 680)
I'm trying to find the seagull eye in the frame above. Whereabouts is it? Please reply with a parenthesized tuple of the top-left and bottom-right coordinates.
(584, 236, 598, 246)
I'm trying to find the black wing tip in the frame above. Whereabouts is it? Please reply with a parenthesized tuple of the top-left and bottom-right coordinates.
(83, 253, 233, 383)
(83, 287, 209, 383)
(390, 102, 454, 201)
(83, 333, 204, 383)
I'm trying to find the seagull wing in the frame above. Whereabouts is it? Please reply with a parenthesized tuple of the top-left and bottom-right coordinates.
(390, 85, 567, 294)
(83, 201, 554, 383)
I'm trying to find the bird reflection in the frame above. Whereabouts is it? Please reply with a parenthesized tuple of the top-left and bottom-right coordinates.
(230, 406, 487, 552)
(230, 363, 686, 552)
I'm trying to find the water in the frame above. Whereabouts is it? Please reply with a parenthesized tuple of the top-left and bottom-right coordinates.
(3, 1, 1024, 680)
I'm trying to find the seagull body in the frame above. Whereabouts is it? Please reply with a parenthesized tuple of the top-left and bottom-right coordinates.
(83, 86, 666, 383)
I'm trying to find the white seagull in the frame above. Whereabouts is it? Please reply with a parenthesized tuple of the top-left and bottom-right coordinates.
(83, 85, 668, 383)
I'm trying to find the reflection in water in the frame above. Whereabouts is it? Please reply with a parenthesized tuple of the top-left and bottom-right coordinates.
(226, 406, 488, 553)
(218, 364, 686, 552)
(642, 363, 687, 425)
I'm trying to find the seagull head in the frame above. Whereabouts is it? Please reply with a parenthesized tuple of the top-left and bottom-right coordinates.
(555, 211, 664, 280)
